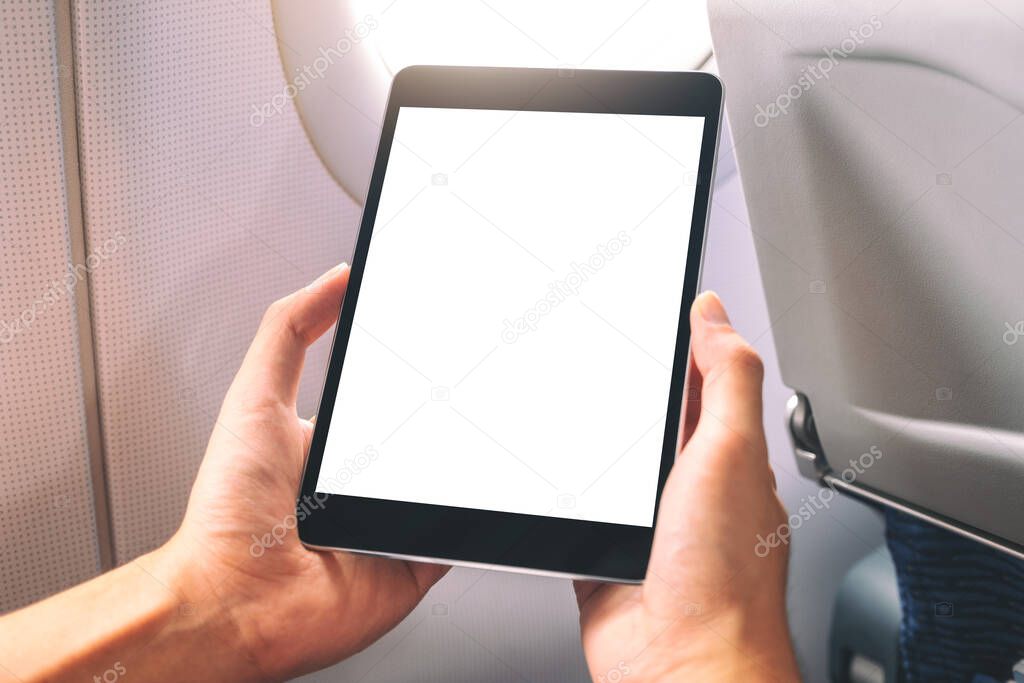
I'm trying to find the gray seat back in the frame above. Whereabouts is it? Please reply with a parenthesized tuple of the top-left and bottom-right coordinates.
(709, 0, 1024, 552)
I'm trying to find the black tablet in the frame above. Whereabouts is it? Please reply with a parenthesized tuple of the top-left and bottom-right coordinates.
(298, 66, 722, 583)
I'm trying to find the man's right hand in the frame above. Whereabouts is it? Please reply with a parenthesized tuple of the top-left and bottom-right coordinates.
(575, 291, 801, 682)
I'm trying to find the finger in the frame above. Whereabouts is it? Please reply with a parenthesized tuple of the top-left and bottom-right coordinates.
(300, 417, 315, 457)
(679, 351, 702, 451)
(229, 264, 350, 409)
(574, 580, 600, 606)
(687, 291, 765, 447)
(408, 561, 450, 595)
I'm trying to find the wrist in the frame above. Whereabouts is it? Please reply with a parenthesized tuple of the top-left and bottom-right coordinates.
(0, 538, 270, 683)
(149, 534, 271, 683)
(658, 606, 800, 682)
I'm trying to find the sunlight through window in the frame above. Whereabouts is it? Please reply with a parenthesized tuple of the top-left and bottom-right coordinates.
(353, 0, 712, 73)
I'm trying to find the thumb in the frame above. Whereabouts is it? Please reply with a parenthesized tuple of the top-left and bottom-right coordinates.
(226, 264, 350, 410)
(643, 293, 772, 586)
(686, 291, 765, 448)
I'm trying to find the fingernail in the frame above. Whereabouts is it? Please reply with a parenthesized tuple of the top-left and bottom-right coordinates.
(306, 263, 347, 292)
(699, 291, 730, 324)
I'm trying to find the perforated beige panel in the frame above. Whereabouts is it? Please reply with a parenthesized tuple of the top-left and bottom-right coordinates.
(0, 0, 102, 611)
(70, 0, 359, 562)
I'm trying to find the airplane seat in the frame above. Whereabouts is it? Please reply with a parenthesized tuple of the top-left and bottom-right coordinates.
(829, 543, 901, 683)
(829, 510, 1024, 682)
(884, 508, 1024, 681)
(708, 0, 1024, 681)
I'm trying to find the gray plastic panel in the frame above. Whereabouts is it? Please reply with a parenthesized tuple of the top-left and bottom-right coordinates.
(708, 0, 1024, 547)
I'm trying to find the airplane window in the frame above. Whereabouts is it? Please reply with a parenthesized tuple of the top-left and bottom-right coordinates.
(353, 0, 713, 73)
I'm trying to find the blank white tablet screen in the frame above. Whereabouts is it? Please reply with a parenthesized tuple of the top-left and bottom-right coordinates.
(316, 107, 705, 527)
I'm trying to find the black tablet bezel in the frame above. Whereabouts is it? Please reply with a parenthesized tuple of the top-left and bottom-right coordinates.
(298, 66, 722, 582)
